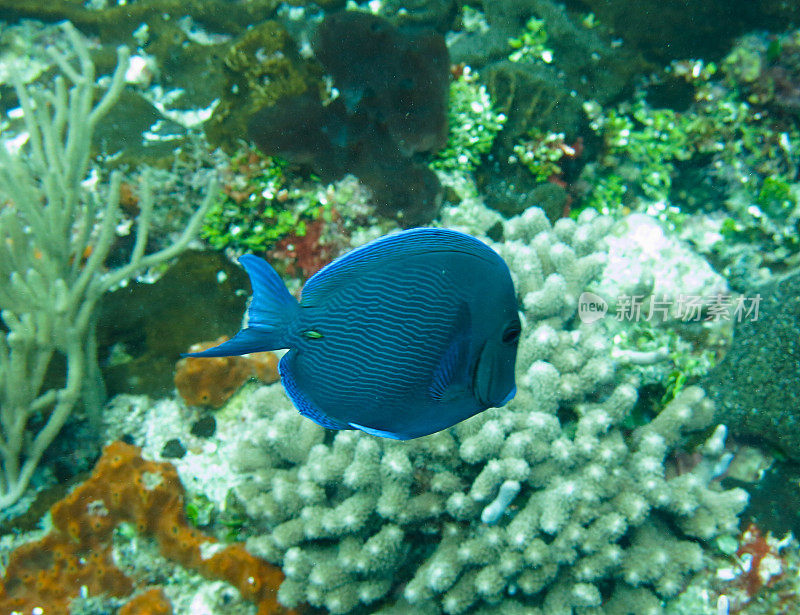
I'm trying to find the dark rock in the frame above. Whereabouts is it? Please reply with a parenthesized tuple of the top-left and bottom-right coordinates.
(382, 0, 458, 31)
(702, 271, 800, 459)
(206, 20, 313, 152)
(162, 438, 187, 459)
(482, 60, 585, 149)
(0, 0, 281, 44)
(726, 461, 800, 536)
(248, 11, 450, 226)
(191, 415, 218, 439)
(486, 221, 505, 243)
(571, 0, 800, 63)
(97, 250, 249, 398)
(314, 12, 449, 156)
(479, 158, 569, 220)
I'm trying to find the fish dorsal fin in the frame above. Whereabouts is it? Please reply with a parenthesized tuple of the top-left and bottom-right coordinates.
(301, 228, 499, 305)
(279, 353, 352, 431)
(429, 302, 472, 402)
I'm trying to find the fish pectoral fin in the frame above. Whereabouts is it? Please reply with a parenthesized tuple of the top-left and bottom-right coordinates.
(429, 304, 471, 402)
(279, 353, 352, 431)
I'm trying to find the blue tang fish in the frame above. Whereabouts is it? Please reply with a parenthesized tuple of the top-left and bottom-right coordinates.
(186, 228, 521, 439)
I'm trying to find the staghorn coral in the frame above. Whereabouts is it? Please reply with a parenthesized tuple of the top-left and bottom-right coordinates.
(175, 336, 279, 408)
(205, 206, 748, 614)
(0, 441, 298, 615)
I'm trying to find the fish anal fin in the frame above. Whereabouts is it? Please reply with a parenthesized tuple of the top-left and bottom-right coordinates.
(279, 353, 351, 431)
(349, 422, 407, 440)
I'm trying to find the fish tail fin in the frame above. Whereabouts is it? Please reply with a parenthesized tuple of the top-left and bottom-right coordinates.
(183, 254, 298, 358)
(239, 254, 299, 331)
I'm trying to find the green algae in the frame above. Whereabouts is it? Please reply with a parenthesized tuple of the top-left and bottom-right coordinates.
(430, 69, 506, 176)
(199, 149, 335, 254)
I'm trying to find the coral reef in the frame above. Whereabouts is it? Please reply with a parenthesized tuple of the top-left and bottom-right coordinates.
(175, 337, 279, 408)
(576, 0, 800, 62)
(443, 0, 643, 221)
(450, 0, 643, 144)
(199, 144, 355, 278)
(0, 440, 297, 615)
(236, 379, 744, 614)
(212, 207, 748, 614)
(702, 270, 800, 460)
(0, 0, 280, 44)
(267, 216, 346, 280)
(580, 36, 800, 285)
(200, 151, 304, 254)
(596, 214, 729, 315)
(724, 30, 800, 114)
(429, 67, 507, 178)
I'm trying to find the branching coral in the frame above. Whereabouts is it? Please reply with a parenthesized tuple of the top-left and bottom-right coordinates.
(218, 207, 746, 614)
(236, 380, 744, 614)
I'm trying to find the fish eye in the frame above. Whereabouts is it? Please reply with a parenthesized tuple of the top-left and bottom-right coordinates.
(502, 321, 521, 345)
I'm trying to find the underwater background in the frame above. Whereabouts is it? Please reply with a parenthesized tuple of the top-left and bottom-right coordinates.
(0, 0, 799, 613)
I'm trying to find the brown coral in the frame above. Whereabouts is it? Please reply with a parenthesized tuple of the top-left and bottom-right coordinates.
(0, 441, 299, 615)
(175, 336, 280, 408)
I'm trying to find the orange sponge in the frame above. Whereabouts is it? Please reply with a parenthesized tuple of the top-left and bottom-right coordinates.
(175, 336, 280, 408)
(0, 441, 300, 615)
(119, 588, 173, 615)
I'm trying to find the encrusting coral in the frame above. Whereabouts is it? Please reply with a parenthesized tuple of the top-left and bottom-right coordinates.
(0, 441, 298, 615)
(175, 336, 280, 408)
(216, 206, 748, 614)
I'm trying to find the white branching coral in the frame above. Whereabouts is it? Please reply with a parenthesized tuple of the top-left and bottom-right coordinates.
(224, 207, 747, 614)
